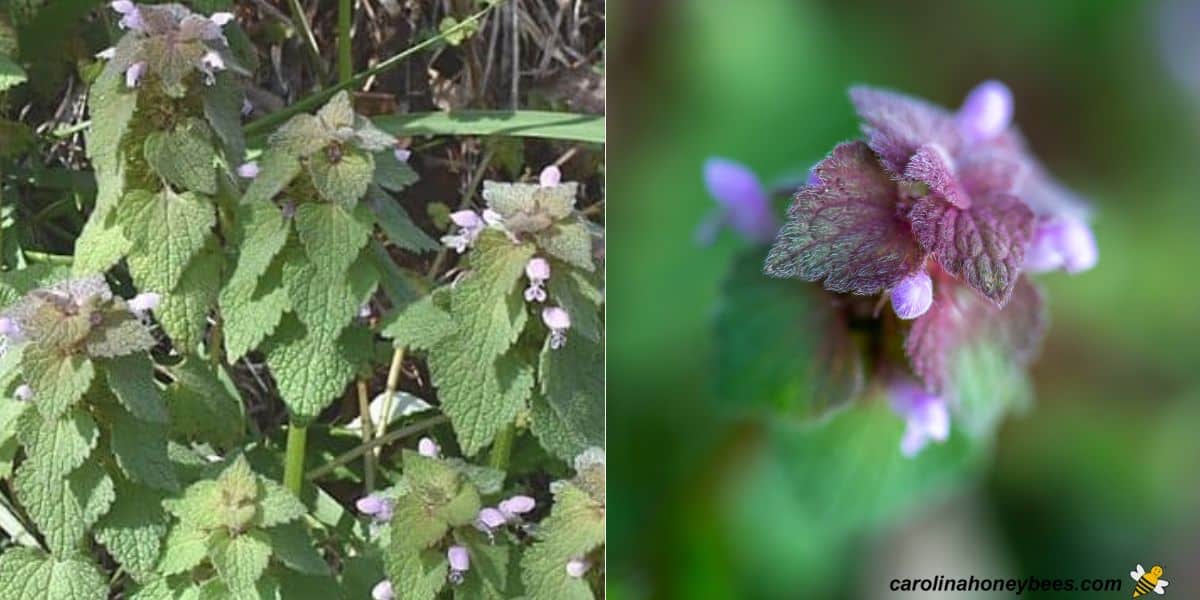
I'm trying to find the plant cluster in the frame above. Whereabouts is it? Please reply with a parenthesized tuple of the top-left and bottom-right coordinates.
(0, 2, 605, 599)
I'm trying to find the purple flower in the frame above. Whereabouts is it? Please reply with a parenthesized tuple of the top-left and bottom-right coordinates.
(371, 580, 394, 600)
(1024, 215, 1098, 274)
(236, 162, 259, 178)
(448, 545, 470, 573)
(417, 436, 440, 458)
(0, 317, 20, 339)
(498, 495, 535, 518)
(700, 158, 778, 244)
(394, 148, 412, 163)
(355, 494, 394, 522)
(542, 306, 571, 349)
(200, 50, 225, 73)
(125, 62, 146, 88)
(566, 558, 590, 578)
(127, 292, 160, 314)
(14, 384, 32, 402)
(476, 507, 508, 530)
(889, 378, 950, 457)
(241, 98, 254, 117)
(524, 258, 550, 303)
(956, 80, 1013, 145)
(539, 165, 562, 187)
(209, 12, 235, 26)
(440, 210, 486, 254)
(890, 270, 933, 320)
(111, 1, 144, 31)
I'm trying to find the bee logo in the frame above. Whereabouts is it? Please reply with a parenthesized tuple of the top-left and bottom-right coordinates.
(1130, 564, 1169, 597)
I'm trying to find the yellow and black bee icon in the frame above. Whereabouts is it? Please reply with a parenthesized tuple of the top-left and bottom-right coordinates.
(1130, 564, 1169, 597)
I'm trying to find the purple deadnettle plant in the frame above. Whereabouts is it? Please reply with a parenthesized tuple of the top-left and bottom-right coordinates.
(719, 80, 1099, 456)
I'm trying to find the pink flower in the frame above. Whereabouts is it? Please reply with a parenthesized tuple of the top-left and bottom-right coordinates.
(539, 165, 562, 187)
(127, 292, 160, 314)
(209, 12, 235, 26)
(448, 545, 470, 572)
(956, 80, 1013, 144)
(476, 507, 508, 530)
(394, 148, 412, 163)
(417, 436, 440, 458)
(14, 384, 32, 402)
(355, 494, 394, 522)
(566, 558, 590, 578)
(524, 258, 550, 303)
(890, 270, 933, 320)
(112, 1, 144, 31)
(889, 378, 950, 457)
(542, 306, 571, 349)
(498, 495, 535, 518)
(200, 50, 225, 72)
(0, 317, 20, 339)
(1024, 215, 1098, 274)
(700, 158, 779, 244)
(236, 162, 260, 178)
(371, 580, 394, 600)
(440, 210, 486, 254)
(241, 98, 254, 116)
(125, 62, 146, 88)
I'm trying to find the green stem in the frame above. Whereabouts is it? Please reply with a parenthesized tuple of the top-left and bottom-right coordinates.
(286, 0, 326, 85)
(378, 346, 406, 439)
(245, 1, 505, 137)
(283, 423, 309, 494)
(337, 0, 353, 84)
(307, 415, 448, 481)
(488, 424, 515, 470)
(356, 380, 375, 491)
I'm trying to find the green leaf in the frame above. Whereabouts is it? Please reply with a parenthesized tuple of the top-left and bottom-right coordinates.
(257, 477, 306, 528)
(156, 241, 222, 351)
(534, 336, 603, 461)
(265, 315, 357, 423)
(242, 149, 302, 205)
(156, 524, 210, 576)
(108, 405, 180, 492)
(713, 249, 862, 419)
(283, 246, 376, 340)
(375, 110, 606, 144)
(367, 187, 438, 252)
(267, 521, 330, 575)
(380, 292, 453, 351)
(538, 221, 594, 272)
(293, 202, 372, 278)
(164, 359, 245, 449)
(20, 347, 94, 420)
(95, 479, 169, 580)
(144, 118, 218, 195)
(372, 150, 419, 192)
(390, 496, 449, 552)
(455, 528, 511, 599)
(119, 189, 215, 293)
(317, 91, 355, 130)
(0, 53, 28, 91)
(16, 408, 97, 480)
(84, 309, 157, 358)
(383, 546, 446, 600)
(306, 147, 375, 206)
(74, 203, 132, 277)
(521, 482, 605, 600)
(482, 181, 577, 234)
(219, 203, 292, 360)
(210, 530, 272, 596)
(546, 269, 602, 344)
(949, 341, 1033, 438)
(202, 73, 246, 163)
(267, 114, 331, 158)
(15, 459, 115, 555)
(0, 548, 106, 600)
(431, 352, 535, 457)
(102, 354, 169, 424)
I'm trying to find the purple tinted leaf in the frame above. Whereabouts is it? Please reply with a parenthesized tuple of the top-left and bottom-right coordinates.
(763, 141, 925, 295)
(957, 150, 1025, 196)
(904, 144, 969, 208)
(989, 276, 1046, 365)
(908, 193, 1034, 305)
(904, 281, 964, 392)
(849, 86, 961, 175)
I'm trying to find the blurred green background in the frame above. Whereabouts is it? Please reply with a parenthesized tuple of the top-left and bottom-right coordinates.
(607, 0, 1200, 597)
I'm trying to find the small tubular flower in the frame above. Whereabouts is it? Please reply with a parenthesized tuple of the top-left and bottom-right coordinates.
(355, 494, 394, 522)
(701, 158, 778, 244)
(127, 292, 160, 314)
(890, 270, 933, 320)
(524, 258, 550, 302)
(889, 378, 950, 458)
(1024, 215, 1098, 274)
(542, 306, 571, 349)
(440, 210, 486, 254)
(956, 80, 1013, 144)
(14, 384, 32, 402)
(125, 62, 146, 88)
(477, 507, 508, 530)
(394, 147, 412, 163)
(112, 1, 144, 31)
(417, 436, 440, 458)
(447, 545, 470, 583)
(0, 316, 20, 339)
(498, 495, 535, 518)
(539, 165, 562, 187)
(236, 162, 260, 179)
(371, 580, 394, 600)
(566, 558, 590, 578)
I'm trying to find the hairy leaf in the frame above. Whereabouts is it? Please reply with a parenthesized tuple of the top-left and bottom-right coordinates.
(267, 521, 330, 575)
(103, 354, 169, 424)
(155, 242, 222, 351)
(210, 530, 272, 596)
(383, 546, 446, 600)
(0, 548, 107, 600)
(536, 336, 603, 461)
(483, 181, 578, 234)
(144, 118, 218, 195)
(538, 221, 594, 272)
(379, 292, 453, 351)
(257, 477, 306, 528)
(546, 268, 602, 344)
(119, 189, 215, 294)
(108, 405, 180, 492)
(95, 479, 168, 580)
(16, 408, 97, 480)
(521, 481, 604, 600)
(848, 85, 961, 175)
(372, 150, 419, 192)
(293, 202, 373, 278)
(202, 73, 246, 163)
(763, 141, 925, 295)
(265, 315, 357, 422)
(21, 347, 94, 420)
(16, 459, 114, 555)
(164, 359, 245, 449)
(367, 186, 438, 252)
(242, 149, 302, 205)
(156, 524, 210, 576)
(306, 147, 374, 207)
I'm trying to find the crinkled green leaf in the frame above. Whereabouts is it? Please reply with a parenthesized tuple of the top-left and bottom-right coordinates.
(267, 521, 330, 575)
(15, 459, 115, 555)
(432, 352, 535, 457)
(156, 241, 222, 351)
(368, 186, 438, 252)
(317, 91, 356, 130)
(210, 530, 272, 596)
(103, 353, 169, 424)
(16, 408, 97, 480)
(164, 359, 245, 448)
(144, 117, 218, 195)
(21, 346, 94, 420)
(108, 405, 180, 492)
(390, 494, 449, 551)
(242, 149, 302, 205)
(352, 116, 396, 151)
(538, 220, 594, 272)
(78, 65, 136, 275)
(383, 545, 446, 600)
(372, 150, 419, 192)
(482, 181, 578, 234)
(202, 73, 246, 163)
(546, 268, 601, 344)
(257, 477, 306, 528)
(0, 547, 107, 600)
(380, 291, 453, 351)
(521, 482, 605, 600)
(156, 523, 210, 576)
(265, 315, 357, 423)
(120, 189, 215, 293)
(220, 203, 291, 360)
(307, 147, 374, 207)
(268, 114, 331, 157)
(535, 336, 603, 461)
(455, 528, 512, 599)
(74, 206, 132, 277)
(84, 309, 157, 358)
(95, 479, 169, 580)
(283, 246, 377, 339)
(294, 202, 373, 278)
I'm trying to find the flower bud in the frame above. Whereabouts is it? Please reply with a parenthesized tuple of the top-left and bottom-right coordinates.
(237, 162, 260, 179)
(566, 558, 590, 578)
(417, 436, 440, 458)
(127, 292, 160, 313)
(125, 62, 146, 88)
(477, 507, 508, 529)
(447, 545, 470, 572)
(890, 270, 933, 320)
(0, 317, 19, 339)
(371, 580, 394, 600)
(394, 148, 412, 163)
(14, 384, 32, 402)
(957, 80, 1013, 143)
(498, 495, 535, 516)
(539, 165, 562, 187)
